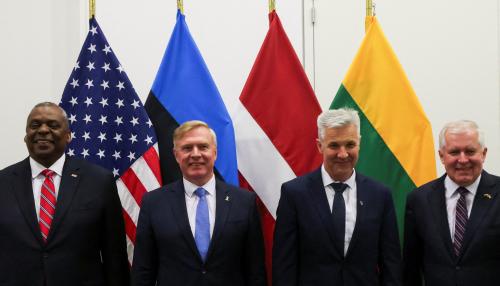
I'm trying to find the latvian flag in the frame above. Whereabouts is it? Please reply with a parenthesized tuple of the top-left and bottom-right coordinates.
(233, 9, 323, 283)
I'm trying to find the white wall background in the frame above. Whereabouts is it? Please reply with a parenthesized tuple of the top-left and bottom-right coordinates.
(1, 0, 499, 178)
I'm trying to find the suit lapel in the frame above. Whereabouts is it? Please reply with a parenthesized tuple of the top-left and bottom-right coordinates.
(427, 175, 455, 258)
(47, 159, 81, 242)
(307, 169, 342, 258)
(168, 180, 203, 261)
(10, 158, 44, 245)
(206, 180, 231, 262)
(460, 171, 498, 258)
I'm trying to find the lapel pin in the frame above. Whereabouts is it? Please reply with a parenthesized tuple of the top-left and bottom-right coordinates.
(359, 201, 364, 206)
(483, 193, 492, 199)
(71, 173, 78, 178)
(225, 195, 230, 202)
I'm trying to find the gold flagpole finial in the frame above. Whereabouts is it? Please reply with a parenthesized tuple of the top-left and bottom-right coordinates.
(269, 0, 276, 13)
(366, 0, 373, 17)
(89, 0, 96, 19)
(177, 0, 184, 14)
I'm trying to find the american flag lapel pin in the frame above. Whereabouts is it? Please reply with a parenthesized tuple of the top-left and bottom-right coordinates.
(71, 173, 78, 178)
(359, 201, 364, 206)
(225, 195, 230, 202)
(483, 193, 492, 199)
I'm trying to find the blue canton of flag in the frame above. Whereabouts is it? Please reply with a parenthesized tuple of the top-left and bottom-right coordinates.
(59, 17, 162, 263)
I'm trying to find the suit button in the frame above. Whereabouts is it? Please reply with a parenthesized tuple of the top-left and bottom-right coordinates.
(201, 269, 207, 274)
(43, 253, 49, 259)
(456, 266, 461, 270)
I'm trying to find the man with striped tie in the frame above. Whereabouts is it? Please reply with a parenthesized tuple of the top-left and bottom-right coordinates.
(131, 120, 266, 286)
(0, 102, 129, 286)
(403, 120, 500, 286)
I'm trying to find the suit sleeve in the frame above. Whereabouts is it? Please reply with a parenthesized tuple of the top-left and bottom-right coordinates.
(402, 192, 423, 286)
(272, 184, 298, 286)
(101, 173, 131, 286)
(131, 192, 158, 286)
(243, 192, 268, 286)
(378, 188, 403, 286)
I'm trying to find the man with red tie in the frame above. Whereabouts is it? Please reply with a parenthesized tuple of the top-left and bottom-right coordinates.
(0, 102, 129, 286)
(404, 120, 500, 286)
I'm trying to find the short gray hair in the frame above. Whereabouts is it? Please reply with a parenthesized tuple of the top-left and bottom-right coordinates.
(439, 120, 485, 149)
(317, 108, 361, 140)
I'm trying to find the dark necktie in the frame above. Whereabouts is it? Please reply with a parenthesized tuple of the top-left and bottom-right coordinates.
(194, 187, 210, 262)
(454, 187, 469, 256)
(331, 182, 348, 257)
(39, 169, 56, 242)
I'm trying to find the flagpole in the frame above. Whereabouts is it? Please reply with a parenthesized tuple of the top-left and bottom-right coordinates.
(269, 0, 275, 12)
(366, 0, 373, 17)
(89, 0, 96, 19)
(177, 0, 184, 14)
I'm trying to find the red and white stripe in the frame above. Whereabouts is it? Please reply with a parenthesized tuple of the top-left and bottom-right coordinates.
(117, 143, 162, 263)
(234, 11, 323, 283)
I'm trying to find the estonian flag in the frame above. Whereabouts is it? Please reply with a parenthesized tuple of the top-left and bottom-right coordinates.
(145, 9, 238, 186)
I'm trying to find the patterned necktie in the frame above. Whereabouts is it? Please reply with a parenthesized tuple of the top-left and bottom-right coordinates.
(454, 187, 469, 256)
(331, 182, 348, 257)
(39, 169, 56, 242)
(194, 187, 210, 262)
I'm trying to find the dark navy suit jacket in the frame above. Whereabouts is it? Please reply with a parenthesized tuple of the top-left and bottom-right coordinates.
(273, 168, 402, 286)
(403, 171, 500, 286)
(0, 157, 129, 286)
(131, 178, 267, 286)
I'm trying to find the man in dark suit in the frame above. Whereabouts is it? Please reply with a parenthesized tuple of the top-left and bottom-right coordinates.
(273, 108, 402, 286)
(131, 120, 266, 286)
(403, 120, 500, 286)
(0, 102, 129, 286)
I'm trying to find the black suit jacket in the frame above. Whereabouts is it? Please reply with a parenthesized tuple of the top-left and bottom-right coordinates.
(0, 157, 129, 286)
(131, 178, 267, 286)
(273, 168, 401, 286)
(403, 171, 500, 286)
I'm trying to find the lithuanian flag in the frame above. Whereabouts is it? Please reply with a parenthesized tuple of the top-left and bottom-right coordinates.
(331, 16, 437, 237)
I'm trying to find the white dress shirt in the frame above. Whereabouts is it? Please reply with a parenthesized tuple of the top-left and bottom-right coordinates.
(30, 155, 65, 220)
(444, 175, 480, 241)
(184, 175, 216, 238)
(321, 165, 357, 255)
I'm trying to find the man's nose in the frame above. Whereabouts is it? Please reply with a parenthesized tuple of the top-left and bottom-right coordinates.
(37, 124, 50, 133)
(337, 147, 348, 159)
(457, 152, 468, 163)
(191, 147, 201, 156)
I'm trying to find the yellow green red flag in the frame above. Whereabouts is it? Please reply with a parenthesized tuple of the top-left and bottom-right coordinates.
(331, 16, 437, 236)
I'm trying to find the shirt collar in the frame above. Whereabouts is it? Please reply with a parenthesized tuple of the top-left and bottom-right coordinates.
(30, 154, 66, 179)
(183, 175, 216, 198)
(444, 174, 481, 199)
(321, 164, 356, 189)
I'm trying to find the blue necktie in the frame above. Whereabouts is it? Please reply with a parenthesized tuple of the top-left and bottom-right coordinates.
(194, 187, 210, 262)
(331, 182, 348, 257)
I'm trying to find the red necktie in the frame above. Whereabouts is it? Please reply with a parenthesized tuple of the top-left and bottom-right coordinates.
(39, 169, 56, 242)
(454, 187, 468, 256)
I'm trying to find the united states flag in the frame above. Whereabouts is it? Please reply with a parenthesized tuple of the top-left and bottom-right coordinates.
(59, 17, 162, 263)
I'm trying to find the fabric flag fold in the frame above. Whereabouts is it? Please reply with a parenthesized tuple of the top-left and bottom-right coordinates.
(145, 9, 238, 186)
(59, 17, 162, 264)
(234, 10, 323, 284)
(331, 16, 436, 237)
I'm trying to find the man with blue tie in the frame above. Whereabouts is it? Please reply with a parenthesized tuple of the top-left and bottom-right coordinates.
(131, 120, 267, 286)
(403, 120, 500, 286)
(273, 108, 402, 286)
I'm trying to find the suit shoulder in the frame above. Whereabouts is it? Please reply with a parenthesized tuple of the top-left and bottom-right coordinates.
(281, 169, 320, 190)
